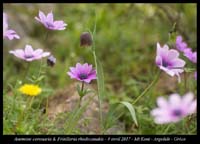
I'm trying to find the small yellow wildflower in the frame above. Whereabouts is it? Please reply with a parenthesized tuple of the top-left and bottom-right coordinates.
(19, 84, 41, 96)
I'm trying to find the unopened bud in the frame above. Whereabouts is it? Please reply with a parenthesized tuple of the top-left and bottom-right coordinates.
(80, 32, 92, 47)
(47, 55, 56, 67)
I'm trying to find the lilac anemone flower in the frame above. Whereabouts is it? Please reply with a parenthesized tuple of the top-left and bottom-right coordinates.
(176, 35, 187, 52)
(9, 44, 50, 62)
(155, 43, 185, 82)
(3, 12, 20, 40)
(67, 63, 97, 83)
(35, 10, 67, 30)
(151, 92, 196, 124)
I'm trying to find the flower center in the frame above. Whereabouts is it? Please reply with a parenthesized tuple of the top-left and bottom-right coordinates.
(162, 59, 169, 67)
(25, 54, 33, 59)
(172, 109, 182, 117)
(46, 22, 54, 28)
(79, 73, 87, 80)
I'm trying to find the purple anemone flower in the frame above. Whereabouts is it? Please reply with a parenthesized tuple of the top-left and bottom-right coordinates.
(3, 12, 20, 40)
(155, 43, 185, 82)
(176, 35, 187, 52)
(35, 10, 67, 30)
(151, 92, 196, 124)
(183, 48, 197, 63)
(67, 63, 97, 83)
(9, 44, 50, 62)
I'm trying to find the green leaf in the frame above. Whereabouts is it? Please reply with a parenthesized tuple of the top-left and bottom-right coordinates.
(120, 101, 138, 127)
(76, 84, 81, 93)
(35, 75, 45, 83)
(96, 58, 105, 99)
(184, 68, 196, 73)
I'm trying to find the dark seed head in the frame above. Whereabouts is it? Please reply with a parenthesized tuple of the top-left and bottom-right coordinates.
(47, 55, 56, 67)
(80, 32, 92, 47)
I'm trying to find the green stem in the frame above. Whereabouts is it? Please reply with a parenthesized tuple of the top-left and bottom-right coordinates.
(133, 70, 161, 105)
(163, 124, 172, 134)
(79, 81, 85, 107)
(45, 97, 49, 115)
(184, 72, 187, 92)
(92, 50, 103, 134)
(44, 30, 49, 43)
(23, 62, 31, 82)
(81, 81, 85, 92)
(14, 96, 34, 134)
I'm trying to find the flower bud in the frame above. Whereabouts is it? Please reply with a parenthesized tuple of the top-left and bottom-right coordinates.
(47, 55, 56, 67)
(80, 32, 92, 47)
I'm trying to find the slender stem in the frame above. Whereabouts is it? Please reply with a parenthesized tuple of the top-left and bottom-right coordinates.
(23, 96, 35, 121)
(133, 70, 161, 105)
(23, 62, 31, 82)
(45, 31, 49, 42)
(92, 50, 103, 134)
(79, 81, 85, 107)
(14, 96, 34, 134)
(81, 81, 85, 92)
(184, 72, 187, 92)
(163, 124, 172, 134)
(45, 97, 49, 115)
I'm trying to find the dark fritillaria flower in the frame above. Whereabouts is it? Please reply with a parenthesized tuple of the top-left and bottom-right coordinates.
(47, 55, 56, 67)
(80, 32, 92, 47)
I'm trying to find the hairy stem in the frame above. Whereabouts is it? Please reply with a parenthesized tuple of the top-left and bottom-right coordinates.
(133, 70, 161, 105)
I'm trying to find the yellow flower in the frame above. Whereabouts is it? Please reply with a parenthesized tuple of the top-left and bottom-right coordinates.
(19, 84, 41, 96)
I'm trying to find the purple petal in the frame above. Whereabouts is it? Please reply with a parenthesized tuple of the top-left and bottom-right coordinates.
(155, 56, 162, 66)
(38, 10, 46, 22)
(170, 59, 185, 68)
(69, 67, 78, 75)
(33, 49, 43, 56)
(151, 108, 167, 117)
(24, 45, 34, 56)
(9, 49, 25, 59)
(159, 66, 175, 76)
(76, 63, 83, 73)
(25, 57, 38, 61)
(47, 12, 54, 23)
(4, 29, 20, 40)
(182, 92, 194, 106)
(167, 49, 179, 60)
(83, 79, 92, 83)
(67, 71, 77, 79)
(53, 21, 67, 30)
(169, 94, 181, 108)
(176, 35, 182, 43)
(187, 100, 196, 114)
(81, 63, 89, 74)
(157, 97, 168, 108)
(41, 52, 50, 57)
(156, 43, 168, 58)
(87, 70, 97, 79)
